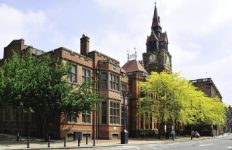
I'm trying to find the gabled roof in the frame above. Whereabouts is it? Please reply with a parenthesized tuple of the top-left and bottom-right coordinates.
(122, 60, 147, 74)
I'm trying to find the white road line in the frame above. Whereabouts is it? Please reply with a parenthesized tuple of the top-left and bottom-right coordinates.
(199, 143, 213, 147)
(109, 145, 141, 149)
(228, 146, 232, 149)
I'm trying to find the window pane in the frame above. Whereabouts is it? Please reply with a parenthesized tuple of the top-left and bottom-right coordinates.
(102, 102, 107, 124)
(109, 101, 120, 125)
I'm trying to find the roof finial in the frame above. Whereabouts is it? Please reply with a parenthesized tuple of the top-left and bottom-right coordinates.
(134, 48, 137, 60)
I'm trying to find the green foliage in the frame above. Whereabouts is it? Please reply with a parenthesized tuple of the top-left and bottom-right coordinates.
(63, 78, 99, 116)
(139, 71, 226, 127)
(0, 52, 99, 136)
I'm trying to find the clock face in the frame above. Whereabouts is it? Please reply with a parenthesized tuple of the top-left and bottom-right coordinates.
(149, 54, 157, 63)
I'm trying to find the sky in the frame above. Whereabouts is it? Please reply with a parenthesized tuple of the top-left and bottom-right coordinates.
(0, 0, 232, 105)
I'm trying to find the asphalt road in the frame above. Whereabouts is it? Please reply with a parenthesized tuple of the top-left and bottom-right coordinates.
(87, 134, 232, 150)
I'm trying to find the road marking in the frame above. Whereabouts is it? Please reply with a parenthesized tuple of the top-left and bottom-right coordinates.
(109, 145, 141, 149)
(228, 146, 232, 149)
(199, 143, 213, 147)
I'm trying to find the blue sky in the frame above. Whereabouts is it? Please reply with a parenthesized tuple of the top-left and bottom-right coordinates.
(0, 0, 232, 105)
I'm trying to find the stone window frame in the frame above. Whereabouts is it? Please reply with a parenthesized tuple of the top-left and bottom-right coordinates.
(109, 73, 119, 91)
(100, 72, 108, 89)
(82, 68, 91, 83)
(68, 64, 77, 83)
(109, 101, 120, 125)
(68, 113, 77, 123)
(82, 110, 91, 124)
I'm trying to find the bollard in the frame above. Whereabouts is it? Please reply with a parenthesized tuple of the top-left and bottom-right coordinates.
(86, 135, 88, 145)
(93, 139, 95, 146)
(78, 138, 80, 147)
(17, 132, 20, 142)
(48, 136, 50, 147)
(27, 136, 30, 148)
(64, 136, 66, 147)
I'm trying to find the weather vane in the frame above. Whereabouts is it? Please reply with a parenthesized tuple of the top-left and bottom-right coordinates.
(127, 48, 137, 61)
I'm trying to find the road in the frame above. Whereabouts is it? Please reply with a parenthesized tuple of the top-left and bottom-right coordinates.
(87, 134, 232, 150)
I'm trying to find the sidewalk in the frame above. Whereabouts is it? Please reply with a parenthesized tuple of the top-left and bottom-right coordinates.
(0, 133, 225, 150)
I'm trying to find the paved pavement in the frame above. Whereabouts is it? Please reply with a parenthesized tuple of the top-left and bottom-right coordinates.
(0, 133, 226, 150)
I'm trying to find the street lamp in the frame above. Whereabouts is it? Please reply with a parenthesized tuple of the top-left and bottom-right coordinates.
(171, 90, 176, 141)
(190, 98, 193, 140)
(121, 91, 128, 144)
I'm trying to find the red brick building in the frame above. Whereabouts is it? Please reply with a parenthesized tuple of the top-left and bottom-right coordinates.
(0, 3, 174, 140)
(0, 34, 130, 139)
(0, 3, 223, 139)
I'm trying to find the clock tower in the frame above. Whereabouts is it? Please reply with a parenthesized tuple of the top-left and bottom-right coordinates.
(143, 3, 172, 74)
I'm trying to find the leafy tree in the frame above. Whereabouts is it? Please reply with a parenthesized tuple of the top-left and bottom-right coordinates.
(139, 71, 226, 136)
(0, 52, 99, 138)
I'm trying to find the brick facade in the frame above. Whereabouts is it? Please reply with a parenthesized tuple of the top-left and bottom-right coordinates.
(0, 3, 223, 140)
(0, 33, 130, 139)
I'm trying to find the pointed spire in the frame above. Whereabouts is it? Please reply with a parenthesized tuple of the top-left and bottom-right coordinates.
(152, 2, 161, 28)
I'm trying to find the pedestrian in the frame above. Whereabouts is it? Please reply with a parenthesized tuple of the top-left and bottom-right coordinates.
(191, 130, 195, 140)
(195, 131, 200, 138)
(170, 130, 175, 140)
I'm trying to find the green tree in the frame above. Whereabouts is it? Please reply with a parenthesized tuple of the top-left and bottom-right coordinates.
(139, 71, 226, 136)
(0, 52, 99, 138)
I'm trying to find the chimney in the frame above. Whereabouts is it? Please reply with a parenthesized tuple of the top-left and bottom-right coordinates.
(80, 34, 89, 56)
(4, 39, 25, 59)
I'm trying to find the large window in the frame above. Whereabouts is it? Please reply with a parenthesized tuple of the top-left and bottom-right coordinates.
(68, 114, 77, 123)
(100, 72, 108, 89)
(110, 74, 119, 91)
(68, 64, 77, 83)
(82, 68, 91, 83)
(101, 102, 107, 124)
(110, 101, 120, 124)
(82, 111, 91, 123)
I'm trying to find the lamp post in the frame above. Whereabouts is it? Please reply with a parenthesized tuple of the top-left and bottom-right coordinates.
(121, 91, 128, 144)
(171, 90, 176, 141)
(92, 110, 96, 146)
(190, 98, 193, 140)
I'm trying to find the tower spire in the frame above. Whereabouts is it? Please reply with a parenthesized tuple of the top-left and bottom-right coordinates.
(152, 2, 161, 28)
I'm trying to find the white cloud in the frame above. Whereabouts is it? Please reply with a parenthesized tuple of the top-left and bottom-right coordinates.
(1, 1, 231, 105)
(0, 4, 24, 49)
(0, 3, 65, 57)
(93, 0, 232, 105)
(0, 4, 48, 56)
